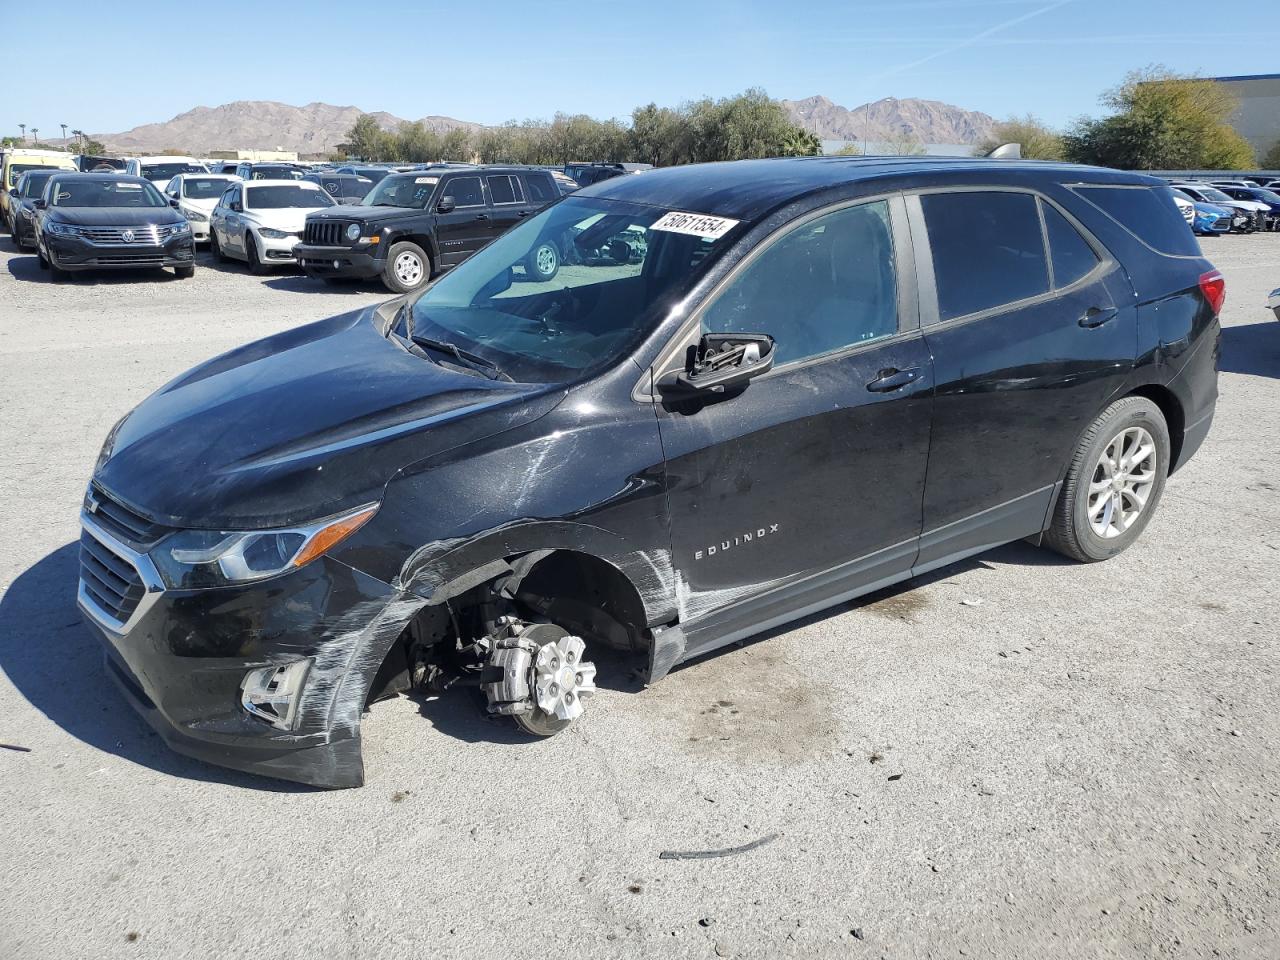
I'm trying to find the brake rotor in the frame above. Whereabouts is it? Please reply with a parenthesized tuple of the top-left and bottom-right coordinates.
(482, 622, 597, 737)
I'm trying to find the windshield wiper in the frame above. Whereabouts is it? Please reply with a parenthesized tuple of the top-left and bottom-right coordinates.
(412, 333, 512, 382)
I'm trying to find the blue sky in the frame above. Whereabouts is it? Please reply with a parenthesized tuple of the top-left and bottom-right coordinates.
(4, 0, 1277, 138)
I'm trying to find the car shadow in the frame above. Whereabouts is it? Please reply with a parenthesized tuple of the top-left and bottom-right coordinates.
(1220, 320, 1280, 379)
(0, 543, 316, 792)
(262, 274, 387, 295)
(5, 253, 180, 285)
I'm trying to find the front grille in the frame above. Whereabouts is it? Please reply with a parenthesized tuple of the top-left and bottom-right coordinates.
(84, 485, 168, 547)
(1214, 216, 1231, 231)
(304, 220, 348, 246)
(94, 255, 167, 265)
(80, 530, 145, 626)
(68, 224, 185, 244)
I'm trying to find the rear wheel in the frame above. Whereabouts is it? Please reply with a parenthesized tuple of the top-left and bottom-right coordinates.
(245, 233, 267, 275)
(526, 241, 560, 281)
(381, 241, 430, 294)
(1044, 396, 1170, 562)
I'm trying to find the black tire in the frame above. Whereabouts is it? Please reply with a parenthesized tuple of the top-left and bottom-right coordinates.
(175, 264, 195, 279)
(526, 241, 560, 282)
(245, 233, 267, 275)
(209, 229, 226, 262)
(1044, 396, 1170, 563)
(380, 241, 430, 294)
(37, 243, 50, 269)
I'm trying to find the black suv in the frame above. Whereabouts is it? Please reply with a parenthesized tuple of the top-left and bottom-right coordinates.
(79, 157, 1221, 787)
(296, 166, 561, 293)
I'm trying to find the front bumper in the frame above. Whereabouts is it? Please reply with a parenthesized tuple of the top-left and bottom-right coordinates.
(256, 232, 303, 263)
(295, 243, 383, 279)
(46, 233, 195, 271)
(77, 511, 418, 788)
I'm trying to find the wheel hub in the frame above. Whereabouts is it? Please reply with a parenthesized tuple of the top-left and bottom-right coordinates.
(532, 635, 596, 722)
(1087, 425, 1157, 539)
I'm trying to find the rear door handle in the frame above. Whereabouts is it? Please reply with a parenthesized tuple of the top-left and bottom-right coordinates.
(1079, 307, 1117, 328)
(866, 367, 921, 392)
(475, 213, 489, 221)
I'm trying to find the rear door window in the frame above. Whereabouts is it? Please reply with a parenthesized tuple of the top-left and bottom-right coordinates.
(486, 174, 524, 205)
(1070, 185, 1200, 257)
(921, 191, 1049, 322)
(443, 176, 484, 208)
(1040, 201, 1101, 289)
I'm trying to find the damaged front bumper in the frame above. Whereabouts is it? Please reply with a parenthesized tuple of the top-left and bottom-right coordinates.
(77, 514, 422, 788)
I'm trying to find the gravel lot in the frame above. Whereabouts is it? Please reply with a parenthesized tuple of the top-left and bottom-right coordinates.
(1, 236, 1277, 960)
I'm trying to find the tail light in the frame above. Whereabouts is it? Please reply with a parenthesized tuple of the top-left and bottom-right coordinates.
(1198, 270, 1226, 315)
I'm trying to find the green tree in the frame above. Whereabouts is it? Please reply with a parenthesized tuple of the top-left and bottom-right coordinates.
(396, 121, 442, 163)
(975, 115, 1064, 160)
(1063, 66, 1255, 170)
(346, 114, 389, 161)
(79, 138, 106, 155)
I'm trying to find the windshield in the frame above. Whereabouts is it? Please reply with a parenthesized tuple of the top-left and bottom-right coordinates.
(406, 196, 731, 383)
(182, 177, 232, 200)
(1197, 187, 1233, 203)
(1253, 189, 1280, 204)
(18, 172, 57, 197)
(8, 163, 60, 187)
(364, 174, 438, 208)
(51, 178, 167, 208)
(353, 168, 389, 184)
(247, 166, 303, 180)
(245, 185, 333, 210)
(142, 163, 204, 180)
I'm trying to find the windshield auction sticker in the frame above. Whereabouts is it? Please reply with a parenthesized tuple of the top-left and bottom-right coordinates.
(650, 211, 740, 240)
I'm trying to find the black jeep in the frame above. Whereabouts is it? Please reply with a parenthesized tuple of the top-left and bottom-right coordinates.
(296, 166, 561, 293)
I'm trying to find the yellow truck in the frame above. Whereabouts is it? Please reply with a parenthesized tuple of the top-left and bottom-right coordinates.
(1, 149, 78, 228)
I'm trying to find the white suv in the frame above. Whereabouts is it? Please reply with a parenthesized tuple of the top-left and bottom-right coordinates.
(162, 173, 240, 243)
(125, 156, 207, 190)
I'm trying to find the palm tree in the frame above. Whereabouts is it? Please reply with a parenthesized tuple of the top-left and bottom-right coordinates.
(18, 123, 25, 143)
(60, 123, 68, 145)
(31, 127, 39, 146)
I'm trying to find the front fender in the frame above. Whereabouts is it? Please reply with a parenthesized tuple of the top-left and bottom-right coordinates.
(397, 518, 678, 627)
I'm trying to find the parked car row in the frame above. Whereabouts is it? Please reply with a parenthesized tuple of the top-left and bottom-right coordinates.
(1163, 177, 1280, 232)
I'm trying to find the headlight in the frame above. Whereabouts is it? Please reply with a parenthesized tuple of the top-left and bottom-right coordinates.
(345, 223, 362, 241)
(150, 503, 377, 589)
(180, 206, 208, 222)
(169, 220, 191, 234)
(259, 227, 291, 239)
(94, 414, 130, 472)
(45, 221, 78, 236)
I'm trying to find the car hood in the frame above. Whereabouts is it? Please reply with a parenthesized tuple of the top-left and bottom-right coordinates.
(308, 205, 424, 225)
(49, 207, 184, 226)
(180, 196, 220, 213)
(95, 306, 562, 529)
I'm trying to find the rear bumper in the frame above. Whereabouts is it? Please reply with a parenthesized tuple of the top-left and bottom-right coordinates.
(296, 243, 383, 279)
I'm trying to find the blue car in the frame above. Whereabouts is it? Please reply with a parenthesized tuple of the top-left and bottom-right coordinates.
(1172, 189, 1233, 235)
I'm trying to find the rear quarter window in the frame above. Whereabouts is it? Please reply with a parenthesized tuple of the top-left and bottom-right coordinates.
(1069, 185, 1200, 257)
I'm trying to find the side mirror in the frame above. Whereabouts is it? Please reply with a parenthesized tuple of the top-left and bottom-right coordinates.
(169, 197, 180, 207)
(657, 333, 775, 398)
(437, 196, 456, 214)
(230, 201, 242, 212)
(33, 198, 47, 210)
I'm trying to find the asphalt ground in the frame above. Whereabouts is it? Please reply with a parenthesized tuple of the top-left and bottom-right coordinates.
(1, 233, 1277, 959)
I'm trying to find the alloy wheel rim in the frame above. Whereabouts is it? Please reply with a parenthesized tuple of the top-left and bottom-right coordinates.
(535, 244, 556, 275)
(395, 252, 423, 285)
(1087, 426, 1157, 539)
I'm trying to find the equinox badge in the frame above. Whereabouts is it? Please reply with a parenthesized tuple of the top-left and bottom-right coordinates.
(695, 524, 780, 560)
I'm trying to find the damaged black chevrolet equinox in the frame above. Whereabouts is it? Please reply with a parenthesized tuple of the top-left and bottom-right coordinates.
(80, 158, 1222, 787)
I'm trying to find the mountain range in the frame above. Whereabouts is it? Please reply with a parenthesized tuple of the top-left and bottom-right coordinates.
(781, 95, 995, 145)
(91, 96, 995, 155)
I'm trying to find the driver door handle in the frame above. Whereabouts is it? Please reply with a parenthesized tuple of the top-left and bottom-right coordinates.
(475, 213, 489, 221)
(1079, 307, 1117, 328)
(866, 367, 921, 392)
